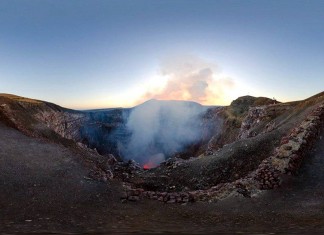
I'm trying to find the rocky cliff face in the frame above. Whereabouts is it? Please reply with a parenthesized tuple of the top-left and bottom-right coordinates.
(34, 109, 87, 140)
(78, 108, 131, 158)
(0, 97, 128, 159)
(203, 96, 277, 155)
(237, 103, 292, 139)
(0, 95, 87, 144)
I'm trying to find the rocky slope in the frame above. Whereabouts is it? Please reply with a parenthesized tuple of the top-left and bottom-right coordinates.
(0, 94, 86, 144)
(1, 91, 324, 234)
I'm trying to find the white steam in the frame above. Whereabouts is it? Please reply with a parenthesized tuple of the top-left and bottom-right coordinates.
(122, 99, 207, 165)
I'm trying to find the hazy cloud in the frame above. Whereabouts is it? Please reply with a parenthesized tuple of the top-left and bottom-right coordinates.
(139, 55, 235, 105)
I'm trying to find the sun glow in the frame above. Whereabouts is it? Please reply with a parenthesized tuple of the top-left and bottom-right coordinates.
(90, 56, 251, 109)
(99, 73, 171, 108)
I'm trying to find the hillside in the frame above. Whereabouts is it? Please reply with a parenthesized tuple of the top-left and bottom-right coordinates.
(0, 91, 324, 234)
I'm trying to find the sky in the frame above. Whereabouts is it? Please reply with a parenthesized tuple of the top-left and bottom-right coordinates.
(0, 0, 323, 109)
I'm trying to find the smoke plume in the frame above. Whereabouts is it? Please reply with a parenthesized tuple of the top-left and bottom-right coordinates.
(122, 99, 207, 165)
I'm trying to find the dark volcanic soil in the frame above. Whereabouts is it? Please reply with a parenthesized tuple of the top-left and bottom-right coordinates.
(1, 121, 324, 234)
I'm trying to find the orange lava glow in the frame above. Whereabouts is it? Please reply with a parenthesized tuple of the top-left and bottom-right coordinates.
(143, 163, 154, 170)
(143, 164, 150, 170)
(142, 153, 165, 169)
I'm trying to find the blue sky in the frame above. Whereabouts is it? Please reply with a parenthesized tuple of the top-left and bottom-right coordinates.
(0, 0, 323, 109)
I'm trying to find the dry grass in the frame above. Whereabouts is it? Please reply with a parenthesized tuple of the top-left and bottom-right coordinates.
(0, 93, 42, 104)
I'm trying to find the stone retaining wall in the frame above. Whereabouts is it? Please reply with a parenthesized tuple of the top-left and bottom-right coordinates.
(254, 103, 324, 189)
